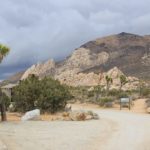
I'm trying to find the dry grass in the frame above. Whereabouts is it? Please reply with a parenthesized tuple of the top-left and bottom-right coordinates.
(6, 112, 62, 122)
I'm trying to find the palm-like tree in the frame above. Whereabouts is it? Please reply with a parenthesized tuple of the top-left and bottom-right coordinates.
(0, 44, 10, 121)
(0, 44, 10, 62)
(119, 75, 128, 91)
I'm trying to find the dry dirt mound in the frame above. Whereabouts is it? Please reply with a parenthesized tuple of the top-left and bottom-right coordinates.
(132, 99, 147, 113)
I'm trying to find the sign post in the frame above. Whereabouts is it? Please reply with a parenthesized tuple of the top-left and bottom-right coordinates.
(120, 97, 131, 110)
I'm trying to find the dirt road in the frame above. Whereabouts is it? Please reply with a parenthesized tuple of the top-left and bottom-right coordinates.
(0, 109, 150, 150)
(94, 109, 150, 150)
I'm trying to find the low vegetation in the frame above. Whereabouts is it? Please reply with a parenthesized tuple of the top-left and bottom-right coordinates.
(140, 87, 150, 97)
(97, 97, 113, 107)
(10, 73, 150, 113)
(65, 72, 150, 108)
(69, 83, 150, 107)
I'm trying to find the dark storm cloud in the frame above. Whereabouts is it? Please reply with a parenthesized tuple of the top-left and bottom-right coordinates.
(0, 0, 150, 79)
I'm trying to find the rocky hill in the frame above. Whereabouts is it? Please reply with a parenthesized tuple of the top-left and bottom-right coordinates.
(21, 59, 55, 80)
(3, 32, 150, 87)
(79, 32, 150, 80)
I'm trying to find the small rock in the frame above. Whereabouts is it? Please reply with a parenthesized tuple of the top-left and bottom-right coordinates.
(93, 113, 99, 120)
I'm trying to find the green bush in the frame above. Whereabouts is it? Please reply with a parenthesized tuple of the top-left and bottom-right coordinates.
(140, 87, 150, 97)
(108, 89, 119, 96)
(87, 90, 94, 98)
(87, 85, 105, 99)
(12, 76, 72, 113)
(97, 97, 113, 106)
(37, 77, 72, 113)
(117, 92, 129, 99)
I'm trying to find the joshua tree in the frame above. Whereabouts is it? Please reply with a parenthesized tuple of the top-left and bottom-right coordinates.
(105, 75, 113, 95)
(119, 75, 128, 91)
(0, 44, 10, 121)
(139, 80, 145, 97)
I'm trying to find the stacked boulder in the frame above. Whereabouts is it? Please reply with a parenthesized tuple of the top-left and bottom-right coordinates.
(60, 110, 99, 121)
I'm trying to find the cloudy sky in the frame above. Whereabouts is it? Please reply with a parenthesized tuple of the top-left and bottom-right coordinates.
(0, 0, 150, 80)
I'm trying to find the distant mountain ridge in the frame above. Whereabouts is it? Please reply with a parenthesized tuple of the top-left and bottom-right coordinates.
(3, 32, 150, 85)
(79, 32, 150, 78)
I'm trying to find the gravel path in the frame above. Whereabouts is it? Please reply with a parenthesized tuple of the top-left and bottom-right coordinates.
(0, 109, 150, 150)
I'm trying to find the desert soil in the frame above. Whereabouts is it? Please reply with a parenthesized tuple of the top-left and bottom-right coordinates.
(0, 99, 150, 150)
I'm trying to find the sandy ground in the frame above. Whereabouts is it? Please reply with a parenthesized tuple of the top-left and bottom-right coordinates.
(0, 99, 150, 150)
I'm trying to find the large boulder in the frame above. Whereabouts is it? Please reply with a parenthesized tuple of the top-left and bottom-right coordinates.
(21, 109, 41, 121)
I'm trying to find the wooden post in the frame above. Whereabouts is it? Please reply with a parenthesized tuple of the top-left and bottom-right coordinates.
(120, 98, 122, 110)
(129, 98, 131, 110)
(0, 103, 7, 121)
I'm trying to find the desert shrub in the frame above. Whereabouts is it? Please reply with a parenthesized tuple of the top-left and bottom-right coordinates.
(87, 110, 94, 116)
(94, 85, 105, 95)
(108, 89, 119, 96)
(97, 97, 113, 106)
(69, 86, 89, 102)
(12, 76, 72, 113)
(140, 87, 150, 97)
(87, 90, 94, 98)
(37, 77, 72, 113)
(0, 89, 10, 109)
(117, 91, 129, 99)
(87, 85, 105, 100)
